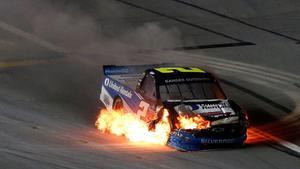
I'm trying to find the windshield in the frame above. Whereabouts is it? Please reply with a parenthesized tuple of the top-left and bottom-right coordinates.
(159, 81, 226, 101)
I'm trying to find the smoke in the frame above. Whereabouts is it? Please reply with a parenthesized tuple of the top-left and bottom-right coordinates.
(1, 0, 182, 63)
(33, 11, 100, 51)
(0, 0, 183, 119)
(118, 23, 181, 50)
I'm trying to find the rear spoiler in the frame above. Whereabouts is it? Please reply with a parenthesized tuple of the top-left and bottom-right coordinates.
(103, 63, 173, 76)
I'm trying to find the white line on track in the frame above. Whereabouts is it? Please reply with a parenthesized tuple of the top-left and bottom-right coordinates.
(249, 128, 300, 154)
(0, 60, 50, 68)
(202, 60, 297, 83)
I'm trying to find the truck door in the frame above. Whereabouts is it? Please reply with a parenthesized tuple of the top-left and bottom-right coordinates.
(137, 74, 157, 121)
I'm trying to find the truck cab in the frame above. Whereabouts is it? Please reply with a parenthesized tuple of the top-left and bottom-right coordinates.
(134, 67, 231, 129)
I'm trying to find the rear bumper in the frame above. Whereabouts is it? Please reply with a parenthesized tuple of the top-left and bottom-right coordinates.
(167, 129, 247, 151)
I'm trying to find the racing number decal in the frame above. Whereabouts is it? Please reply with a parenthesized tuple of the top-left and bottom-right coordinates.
(137, 101, 149, 118)
(155, 67, 205, 73)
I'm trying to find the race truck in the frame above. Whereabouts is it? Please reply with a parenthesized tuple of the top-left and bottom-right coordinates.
(99, 64, 248, 151)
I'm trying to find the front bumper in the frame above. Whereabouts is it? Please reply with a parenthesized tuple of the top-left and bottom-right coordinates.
(167, 129, 247, 151)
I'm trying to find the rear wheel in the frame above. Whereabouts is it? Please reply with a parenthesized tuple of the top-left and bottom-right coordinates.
(112, 97, 123, 111)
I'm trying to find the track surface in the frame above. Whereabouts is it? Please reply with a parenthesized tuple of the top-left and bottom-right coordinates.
(0, 0, 299, 168)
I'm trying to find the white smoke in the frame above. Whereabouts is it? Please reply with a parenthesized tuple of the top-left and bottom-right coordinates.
(0, 0, 183, 114)
(0, 0, 182, 63)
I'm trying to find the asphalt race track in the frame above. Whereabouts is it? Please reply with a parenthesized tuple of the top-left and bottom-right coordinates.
(0, 0, 300, 168)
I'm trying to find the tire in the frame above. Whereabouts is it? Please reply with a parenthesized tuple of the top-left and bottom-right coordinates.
(112, 97, 123, 111)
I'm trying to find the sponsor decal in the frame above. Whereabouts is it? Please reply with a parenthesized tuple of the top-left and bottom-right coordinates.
(200, 138, 237, 144)
(105, 67, 129, 75)
(185, 77, 207, 82)
(104, 78, 133, 98)
(211, 127, 225, 132)
(191, 101, 235, 116)
(164, 77, 210, 83)
(103, 94, 111, 106)
(104, 78, 110, 86)
(119, 86, 133, 98)
(165, 78, 185, 83)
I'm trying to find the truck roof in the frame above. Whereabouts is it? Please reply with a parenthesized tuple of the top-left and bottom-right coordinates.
(147, 66, 214, 85)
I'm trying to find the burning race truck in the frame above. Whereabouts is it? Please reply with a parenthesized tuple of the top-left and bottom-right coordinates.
(96, 64, 248, 151)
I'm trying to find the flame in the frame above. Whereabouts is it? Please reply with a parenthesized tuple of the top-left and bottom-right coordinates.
(95, 109, 171, 145)
(95, 109, 211, 144)
(177, 115, 211, 129)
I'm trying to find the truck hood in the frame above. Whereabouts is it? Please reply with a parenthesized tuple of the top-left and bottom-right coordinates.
(164, 99, 239, 125)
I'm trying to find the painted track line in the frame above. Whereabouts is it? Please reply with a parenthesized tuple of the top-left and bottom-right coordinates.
(0, 60, 50, 69)
(173, 42, 255, 50)
(203, 60, 292, 84)
(200, 56, 300, 80)
(249, 128, 300, 157)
